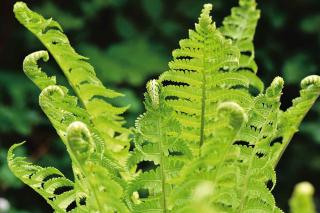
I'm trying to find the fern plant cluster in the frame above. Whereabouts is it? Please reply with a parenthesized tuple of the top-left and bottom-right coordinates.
(7, 0, 320, 212)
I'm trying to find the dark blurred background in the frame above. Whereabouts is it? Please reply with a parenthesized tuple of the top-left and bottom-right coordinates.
(0, 0, 319, 212)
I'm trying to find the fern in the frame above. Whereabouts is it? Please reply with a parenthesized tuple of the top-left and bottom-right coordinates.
(273, 75, 320, 166)
(14, 2, 130, 165)
(8, 142, 80, 212)
(221, 0, 260, 74)
(20, 50, 128, 212)
(289, 182, 316, 213)
(128, 79, 192, 212)
(7, 1, 320, 212)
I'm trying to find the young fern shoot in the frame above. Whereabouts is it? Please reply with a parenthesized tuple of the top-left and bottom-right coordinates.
(289, 182, 316, 213)
(7, 0, 320, 212)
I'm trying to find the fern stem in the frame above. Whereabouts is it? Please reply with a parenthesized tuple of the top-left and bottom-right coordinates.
(157, 111, 167, 213)
(158, 118, 167, 213)
(199, 72, 207, 156)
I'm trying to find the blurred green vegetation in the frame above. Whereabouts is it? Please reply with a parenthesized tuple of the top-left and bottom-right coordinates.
(0, 0, 319, 212)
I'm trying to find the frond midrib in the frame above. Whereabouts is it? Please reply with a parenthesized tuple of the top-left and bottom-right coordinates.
(198, 63, 207, 156)
(158, 116, 168, 213)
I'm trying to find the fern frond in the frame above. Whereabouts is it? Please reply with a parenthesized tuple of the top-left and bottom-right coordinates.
(66, 122, 130, 213)
(235, 77, 285, 212)
(169, 102, 247, 211)
(14, 2, 130, 164)
(221, 0, 260, 74)
(129, 80, 191, 212)
(273, 75, 320, 166)
(220, 0, 264, 97)
(38, 84, 127, 179)
(22, 51, 80, 140)
(23, 49, 128, 177)
(289, 182, 316, 213)
(22, 50, 128, 212)
(23, 51, 84, 142)
(22, 50, 55, 89)
(159, 4, 257, 157)
(7, 142, 84, 212)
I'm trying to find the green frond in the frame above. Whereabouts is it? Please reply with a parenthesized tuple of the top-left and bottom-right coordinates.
(7, 142, 84, 212)
(289, 182, 316, 213)
(14, 2, 130, 164)
(273, 75, 320, 166)
(199, 4, 214, 28)
(65, 121, 129, 213)
(129, 79, 190, 212)
(169, 101, 246, 211)
(38, 83, 105, 155)
(22, 50, 55, 89)
(159, 3, 254, 157)
(219, 77, 284, 212)
(221, 0, 260, 74)
(66, 121, 95, 162)
(23, 51, 128, 210)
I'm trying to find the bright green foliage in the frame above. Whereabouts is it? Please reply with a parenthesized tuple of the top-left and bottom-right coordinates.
(14, 1, 130, 165)
(7, 1, 320, 212)
(128, 79, 192, 212)
(8, 142, 79, 212)
(159, 2, 263, 157)
(220, 0, 260, 74)
(289, 182, 316, 213)
(274, 75, 320, 165)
